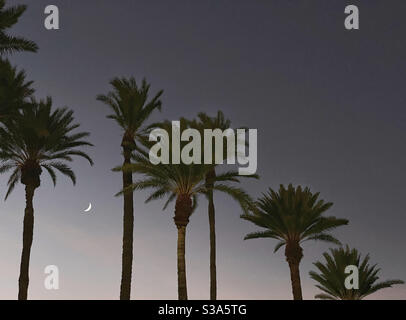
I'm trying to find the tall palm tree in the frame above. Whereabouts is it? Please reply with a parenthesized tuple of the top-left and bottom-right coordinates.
(0, 58, 34, 121)
(0, 0, 38, 55)
(189, 111, 257, 300)
(97, 77, 163, 300)
(119, 152, 209, 300)
(0, 97, 93, 299)
(310, 245, 404, 300)
(241, 184, 349, 300)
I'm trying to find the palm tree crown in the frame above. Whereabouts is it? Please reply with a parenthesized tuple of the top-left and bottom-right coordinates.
(122, 153, 209, 222)
(310, 245, 404, 300)
(242, 184, 348, 252)
(0, 97, 93, 197)
(0, 0, 38, 55)
(191, 111, 231, 137)
(97, 77, 163, 152)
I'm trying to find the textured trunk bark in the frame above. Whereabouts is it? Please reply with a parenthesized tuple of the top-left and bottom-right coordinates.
(206, 169, 217, 300)
(288, 260, 303, 300)
(177, 225, 187, 300)
(285, 241, 303, 300)
(18, 185, 36, 300)
(120, 147, 134, 300)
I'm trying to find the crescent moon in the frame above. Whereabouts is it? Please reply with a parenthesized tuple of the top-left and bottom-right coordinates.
(84, 203, 92, 212)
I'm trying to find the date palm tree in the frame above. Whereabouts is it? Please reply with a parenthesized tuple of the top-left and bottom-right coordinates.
(241, 184, 349, 300)
(310, 245, 404, 300)
(0, 0, 38, 55)
(0, 97, 93, 299)
(190, 111, 257, 300)
(97, 77, 163, 300)
(120, 153, 209, 300)
(0, 58, 34, 121)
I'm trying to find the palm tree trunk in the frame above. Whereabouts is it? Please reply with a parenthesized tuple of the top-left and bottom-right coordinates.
(208, 192, 217, 300)
(18, 184, 36, 300)
(285, 242, 303, 300)
(287, 260, 303, 300)
(120, 147, 134, 300)
(206, 169, 217, 300)
(177, 225, 188, 300)
(174, 194, 192, 300)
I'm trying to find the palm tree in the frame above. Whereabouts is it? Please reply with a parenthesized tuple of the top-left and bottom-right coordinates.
(97, 77, 163, 300)
(241, 184, 349, 300)
(0, 58, 34, 121)
(310, 245, 404, 300)
(0, 97, 93, 300)
(0, 0, 38, 55)
(119, 153, 209, 300)
(190, 111, 257, 300)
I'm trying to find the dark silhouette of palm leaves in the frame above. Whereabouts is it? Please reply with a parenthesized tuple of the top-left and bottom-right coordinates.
(121, 153, 208, 209)
(242, 184, 348, 250)
(0, 0, 38, 55)
(123, 156, 254, 215)
(192, 111, 231, 136)
(310, 245, 404, 300)
(116, 118, 209, 208)
(0, 97, 93, 198)
(0, 58, 34, 120)
(97, 77, 163, 153)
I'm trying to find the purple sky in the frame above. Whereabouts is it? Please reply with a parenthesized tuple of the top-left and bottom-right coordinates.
(0, 0, 405, 299)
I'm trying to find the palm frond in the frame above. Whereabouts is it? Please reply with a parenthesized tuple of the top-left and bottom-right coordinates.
(48, 162, 76, 185)
(0, 1, 38, 55)
(243, 230, 281, 241)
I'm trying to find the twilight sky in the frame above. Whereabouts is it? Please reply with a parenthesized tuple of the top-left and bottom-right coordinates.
(0, 0, 405, 299)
